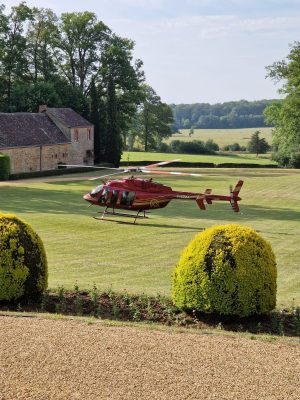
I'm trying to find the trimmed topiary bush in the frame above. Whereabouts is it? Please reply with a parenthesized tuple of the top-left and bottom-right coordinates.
(0, 153, 10, 180)
(172, 224, 277, 317)
(0, 213, 48, 301)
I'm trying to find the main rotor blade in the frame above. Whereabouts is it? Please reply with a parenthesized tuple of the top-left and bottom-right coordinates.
(141, 169, 202, 177)
(143, 159, 181, 169)
(89, 171, 124, 181)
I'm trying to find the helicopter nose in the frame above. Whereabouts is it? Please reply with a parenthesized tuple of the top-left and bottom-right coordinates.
(83, 193, 93, 202)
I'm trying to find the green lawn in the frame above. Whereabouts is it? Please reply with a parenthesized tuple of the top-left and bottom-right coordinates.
(122, 151, 277, 165)
(0, 167, 299, 307)
(167, 127, 273, 147)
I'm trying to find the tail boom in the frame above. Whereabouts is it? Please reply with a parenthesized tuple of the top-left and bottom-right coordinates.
(173, 180, 243, 212)
(195, 180, 244, 212)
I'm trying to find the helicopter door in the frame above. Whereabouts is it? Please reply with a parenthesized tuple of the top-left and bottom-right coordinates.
(120, 191, 135, 206)
(110, 189, 119, 205)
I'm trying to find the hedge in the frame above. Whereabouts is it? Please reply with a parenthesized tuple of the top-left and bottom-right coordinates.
(172, 224, 277, 317)
(0, 213, 48, 301)
(0, 153, 10, 180)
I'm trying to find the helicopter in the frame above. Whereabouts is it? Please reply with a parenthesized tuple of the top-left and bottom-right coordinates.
(66, 159, 244, 224)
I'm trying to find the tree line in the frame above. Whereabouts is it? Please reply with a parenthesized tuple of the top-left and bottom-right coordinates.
(170, 100, 279, 130)
(0, 2, 174, 166)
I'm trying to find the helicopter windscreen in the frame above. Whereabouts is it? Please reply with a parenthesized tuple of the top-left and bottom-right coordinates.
(90, 185, 103, 196)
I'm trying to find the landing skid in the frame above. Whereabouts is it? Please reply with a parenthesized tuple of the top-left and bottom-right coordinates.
(93, 207, 149, 224)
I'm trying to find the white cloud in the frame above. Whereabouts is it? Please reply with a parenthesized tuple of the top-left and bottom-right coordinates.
(157, 15, 300, 38)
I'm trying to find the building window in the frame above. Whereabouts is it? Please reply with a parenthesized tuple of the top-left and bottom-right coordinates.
(87, 128, 91, 140)
(74, 129, 79, 142)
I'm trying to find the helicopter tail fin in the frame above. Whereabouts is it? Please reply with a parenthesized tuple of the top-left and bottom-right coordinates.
(196, 195, 206, 210)
(230, 180, 244, 213)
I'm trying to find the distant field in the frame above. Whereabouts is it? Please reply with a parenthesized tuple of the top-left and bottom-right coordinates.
(0, 167, 299, 307)
(166, 127, 273, 147)
(122, 151, 276, 165)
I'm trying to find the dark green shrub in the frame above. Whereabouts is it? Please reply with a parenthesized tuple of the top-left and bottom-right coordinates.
(169, 140, 215, 154)
(172, 224, 277, 317)
(0, 213, 48, 301)
(205, 139, 219, 152)
(222, 142, 246, 152)
(157, 142, 170, 153)
(0, 153, 10, 180)
(288, 152, 300, 168)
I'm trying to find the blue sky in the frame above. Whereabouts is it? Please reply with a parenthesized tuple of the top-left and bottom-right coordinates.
(4, 0, 300, 103)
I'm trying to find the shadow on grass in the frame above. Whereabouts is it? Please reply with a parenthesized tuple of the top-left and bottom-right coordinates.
(94, 217, 202, 231)
(0, 186, 87, 215)
(162, 203, 300, 222)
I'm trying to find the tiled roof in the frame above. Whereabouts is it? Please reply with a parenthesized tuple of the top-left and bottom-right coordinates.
(46, 108, 92, 128)
(0, 113, 70, 148)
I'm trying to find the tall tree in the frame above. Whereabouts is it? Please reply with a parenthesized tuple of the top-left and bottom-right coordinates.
(105, 76, 121, 166)
(56, 11, 109, 93)
(99, 34, 144, 164)
(0, 2, 33, 111)
(26, 7, 58, 82)
(265, 41, 300, 166)
(90, 78, 107, 162)
(133, 85, 173, 151)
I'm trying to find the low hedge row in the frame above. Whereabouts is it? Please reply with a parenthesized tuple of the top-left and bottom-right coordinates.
(9, 166, 102, 180)
(120, 161, 277, 168)
(216, 163, 277, 168)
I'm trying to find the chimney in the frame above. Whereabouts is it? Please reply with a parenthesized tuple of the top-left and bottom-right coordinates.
(39, 105, 47, 113)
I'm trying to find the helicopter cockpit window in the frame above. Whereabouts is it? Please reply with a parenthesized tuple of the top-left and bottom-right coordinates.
(110, 189, 119, 205)
(120, 191, 135, 206)
(99, 189, 109, 204)
(90, 185, 103, 197)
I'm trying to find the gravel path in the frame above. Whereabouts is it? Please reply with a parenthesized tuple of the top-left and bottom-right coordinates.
(0, 316, 299, 400)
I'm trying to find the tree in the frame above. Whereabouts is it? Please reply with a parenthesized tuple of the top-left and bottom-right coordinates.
(265, 41, 300, 166)
(247, 130, 270, 156)
(90, 78, 107, 163)
(99, 33, 144, 164)
(26, 7, 58, 82)
(134, 84, 174, 151)
(0, 2, 33, 111)
(105, 75, 121, 166)
(10, 81, 61, 112)
(56, 11, 109, 93)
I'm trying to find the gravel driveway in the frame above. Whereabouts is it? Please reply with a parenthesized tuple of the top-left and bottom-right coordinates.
(0, 315, 299, 400)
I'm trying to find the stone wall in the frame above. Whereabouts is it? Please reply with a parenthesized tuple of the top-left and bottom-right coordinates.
(69, 126, 94, 165)
(2, 144, 72, 173)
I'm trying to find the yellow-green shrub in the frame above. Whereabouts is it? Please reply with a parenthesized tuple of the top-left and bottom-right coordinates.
(0, 213, 47, 301)
(172, 224, 277, 317)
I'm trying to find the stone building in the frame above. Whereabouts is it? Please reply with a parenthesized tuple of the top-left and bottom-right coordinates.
(0, 106, 94, 174)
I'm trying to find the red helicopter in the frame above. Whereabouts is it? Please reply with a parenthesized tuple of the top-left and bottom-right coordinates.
(72, 160, 244, 223)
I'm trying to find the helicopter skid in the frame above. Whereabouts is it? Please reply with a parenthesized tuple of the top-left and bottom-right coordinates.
(94, 208, 149, 224)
